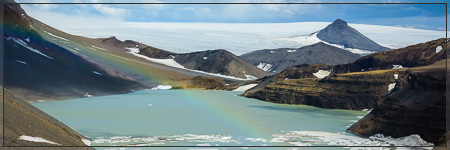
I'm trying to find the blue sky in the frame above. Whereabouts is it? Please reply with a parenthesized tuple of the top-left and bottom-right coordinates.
(16, 0, 448, 31)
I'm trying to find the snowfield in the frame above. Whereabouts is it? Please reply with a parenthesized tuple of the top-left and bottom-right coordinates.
(18, 135, 61, 145)
(62, 22, 445, 55)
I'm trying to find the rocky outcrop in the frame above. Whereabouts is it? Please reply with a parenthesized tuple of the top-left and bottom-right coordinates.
(333, 38, 447, 74)
(2, 89, 90, 146)
(245, 64, 333, 93)
(347, 60, 446, 145)
(172, 76, 229, 90)
(243, 68, 403, 110)
(240, 42, 361, 74)
(316, 19, 389, 51)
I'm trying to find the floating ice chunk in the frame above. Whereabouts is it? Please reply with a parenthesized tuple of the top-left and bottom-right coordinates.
(392, 65, 403, 69)
(15, 60, 28, 65)
(246, 138, 267, 143)
(256, 62, 273, 72)
(394, 74, 398, 79)
(203, 57, 208, 60)
(25, 37, 30, 42)
(388, 83, 396, 92)
(357, 116, 364, 119)
(151, 85, 172, 90)
(196, 143, 211, 146)
(92, 71, 102, 75)
(369, 134, 433, 146)
(81, 139, 91, 146)
(18, 135, 61, 145)
(313, 70, 331, 78)
(233, 84, 258, 92)
(12, 38, 53, 59)
(435, 46, 442, 53)
(148, 104, 152, 107)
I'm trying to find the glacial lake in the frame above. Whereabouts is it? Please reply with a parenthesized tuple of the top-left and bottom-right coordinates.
(32, 89, 400, 149)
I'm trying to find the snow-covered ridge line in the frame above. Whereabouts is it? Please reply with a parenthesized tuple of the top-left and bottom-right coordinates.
(125, 48, 254, 81)
(281, 32, 374, 55)
(18, 135, 61, 145)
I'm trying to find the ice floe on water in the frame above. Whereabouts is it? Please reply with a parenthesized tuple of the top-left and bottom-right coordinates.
(84, 93, 93, 97)
(313, 70, 331, 78)
(151, 85, 173, 90)
(92, 134, 238, 146)
(271, 131, 433, 149)
(233, 84, 258, 92)
(245, 138, 268, 143)
(435, 46, 442, 53)
(361, 108, 372, 113)
(369, 134, 433, 147)
(18, 135, 61, 145)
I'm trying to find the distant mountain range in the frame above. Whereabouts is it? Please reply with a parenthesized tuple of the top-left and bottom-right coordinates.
(241, 42, 361, 74)
(98, 37, 268, 79)
(241, 19, 392, 74)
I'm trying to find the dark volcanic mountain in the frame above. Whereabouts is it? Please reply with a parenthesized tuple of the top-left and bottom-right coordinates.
(240, 42, 361, 74)
(316, 19, 390, 52)
(4, 2, 145, 101)
(98, 37, 269, 79)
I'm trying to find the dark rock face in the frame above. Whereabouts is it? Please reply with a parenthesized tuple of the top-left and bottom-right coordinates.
(2, 89, 89, 146)
(316, 19, 390, 51)
(173, 76, 229, 90)
(174, 49, 269, 79)
(333, 38, 447, 74)
(243, 69, 401, 110)
(4, 1, 145, 101)
(240, 42, 361, 74)
(347, 60, 446, 145)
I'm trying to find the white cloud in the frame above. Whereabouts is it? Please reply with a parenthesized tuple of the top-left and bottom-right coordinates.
(92, 4, 127, 16)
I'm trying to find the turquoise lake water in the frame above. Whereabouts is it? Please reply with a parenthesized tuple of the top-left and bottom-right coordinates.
(32, 89, 398, 149)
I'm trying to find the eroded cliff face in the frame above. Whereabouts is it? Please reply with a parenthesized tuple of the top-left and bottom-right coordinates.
(347, 60, 446, 145)
(243, 68, 405, 110)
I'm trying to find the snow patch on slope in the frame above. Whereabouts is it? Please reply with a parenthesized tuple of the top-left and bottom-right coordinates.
(233, 84, 258, 92)
(281, 32, 374, 55)
(18, 135, 61, 145)
(313, 70, 331, 78)
(43, 30, 69, 41)
(388, 83, 396, 92)
(435, 46, 442, 53)
(151, 85, 172, 90)
(257, 62, 273, 72)
(11, 37, 54, 59)
(81, 139, 91, 146)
